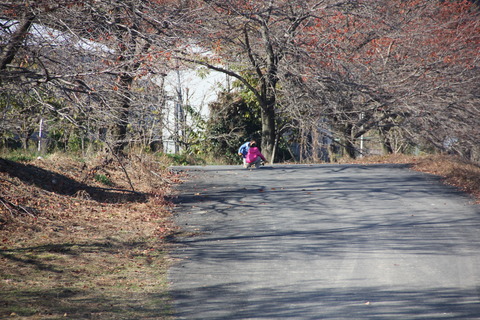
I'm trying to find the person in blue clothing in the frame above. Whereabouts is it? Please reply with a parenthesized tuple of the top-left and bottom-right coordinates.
(238, 140, 255, 168)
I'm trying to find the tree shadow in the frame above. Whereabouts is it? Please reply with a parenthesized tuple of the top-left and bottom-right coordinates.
(0, 158, 146, 203)
(0, 239, 171, 319)
(0, 239, 150, 274)
(1, 287, 171, 319)
(169, 282, 480, 319)
(169, 164, 480, 319)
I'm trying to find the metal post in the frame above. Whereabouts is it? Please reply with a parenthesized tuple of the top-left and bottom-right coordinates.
(359, 112, 364, 158)
(174, 69, 183, 154)
(38, 118, 43, 152)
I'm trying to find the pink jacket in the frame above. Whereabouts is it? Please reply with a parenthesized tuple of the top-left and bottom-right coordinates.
(246, 147, 266, 163)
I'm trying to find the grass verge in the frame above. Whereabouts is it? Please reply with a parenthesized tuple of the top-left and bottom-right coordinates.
(0, 152, 179, 319)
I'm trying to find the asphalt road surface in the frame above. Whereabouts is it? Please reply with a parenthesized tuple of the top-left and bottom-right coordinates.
(168, 164, 480, 320)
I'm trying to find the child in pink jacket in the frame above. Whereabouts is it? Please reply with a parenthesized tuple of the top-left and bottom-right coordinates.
(245, 142, 267, 169)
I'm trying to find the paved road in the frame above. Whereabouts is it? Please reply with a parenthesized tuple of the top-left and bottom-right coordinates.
(168, 164, 480, 319)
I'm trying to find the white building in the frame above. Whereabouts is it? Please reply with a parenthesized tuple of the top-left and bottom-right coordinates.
(162, 67, 229, 154)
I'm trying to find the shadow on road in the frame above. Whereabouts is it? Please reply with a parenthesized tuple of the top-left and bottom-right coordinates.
(170, 282, 480, 320)
(169, 164, 480, 319)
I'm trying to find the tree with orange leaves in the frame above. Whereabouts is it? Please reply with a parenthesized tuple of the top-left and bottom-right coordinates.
(287, 0, 480, 159)
(177, 0, 479, 161)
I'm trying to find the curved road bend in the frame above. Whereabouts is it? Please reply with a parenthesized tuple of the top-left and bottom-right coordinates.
(168, 164, 480, 320)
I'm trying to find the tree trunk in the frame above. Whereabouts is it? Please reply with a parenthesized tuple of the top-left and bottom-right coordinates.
(343, 124, 356, 159)
(261, 104, 276, 162)
(0, 12, 35, 70)
(113, 73, 133, 154)
(379, 127, 394, 154)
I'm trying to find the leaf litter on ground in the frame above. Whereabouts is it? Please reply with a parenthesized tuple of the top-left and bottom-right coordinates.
(0, 152, 180, 319)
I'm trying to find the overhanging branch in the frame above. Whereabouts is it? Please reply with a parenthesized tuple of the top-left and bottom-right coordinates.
(175, 55, 267, 110)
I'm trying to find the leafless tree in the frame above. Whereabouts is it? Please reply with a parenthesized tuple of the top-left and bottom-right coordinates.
(174, 0, 346, 161)
(278, 0, 479, 160)
(1, 0, 478, 163)
(0, 0, 188, 153)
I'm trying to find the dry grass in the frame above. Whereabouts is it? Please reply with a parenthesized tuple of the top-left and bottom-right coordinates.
(0, 152, 180, 319)
(411, 155, 480, 202)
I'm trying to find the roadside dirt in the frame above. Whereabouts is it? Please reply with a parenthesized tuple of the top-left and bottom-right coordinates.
(0, 153, 181, 319)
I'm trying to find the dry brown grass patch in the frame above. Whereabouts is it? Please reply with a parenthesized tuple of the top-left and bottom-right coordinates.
(0, 153, 179, 319)
(411, 155, 480, 202)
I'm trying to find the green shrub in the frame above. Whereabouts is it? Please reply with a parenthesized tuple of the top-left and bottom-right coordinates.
(94, 174, 113, 186)
(165, 153, 206, 166)
(1, 150, 38, 162)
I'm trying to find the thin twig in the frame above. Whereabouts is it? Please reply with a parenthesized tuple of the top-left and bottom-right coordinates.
(0, 195, 36, 219)
(105, 142, 136, 192)
(0, 197, 15, 219)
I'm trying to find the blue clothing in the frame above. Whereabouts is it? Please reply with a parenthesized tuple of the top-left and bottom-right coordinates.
(238, 142, 251, 158)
